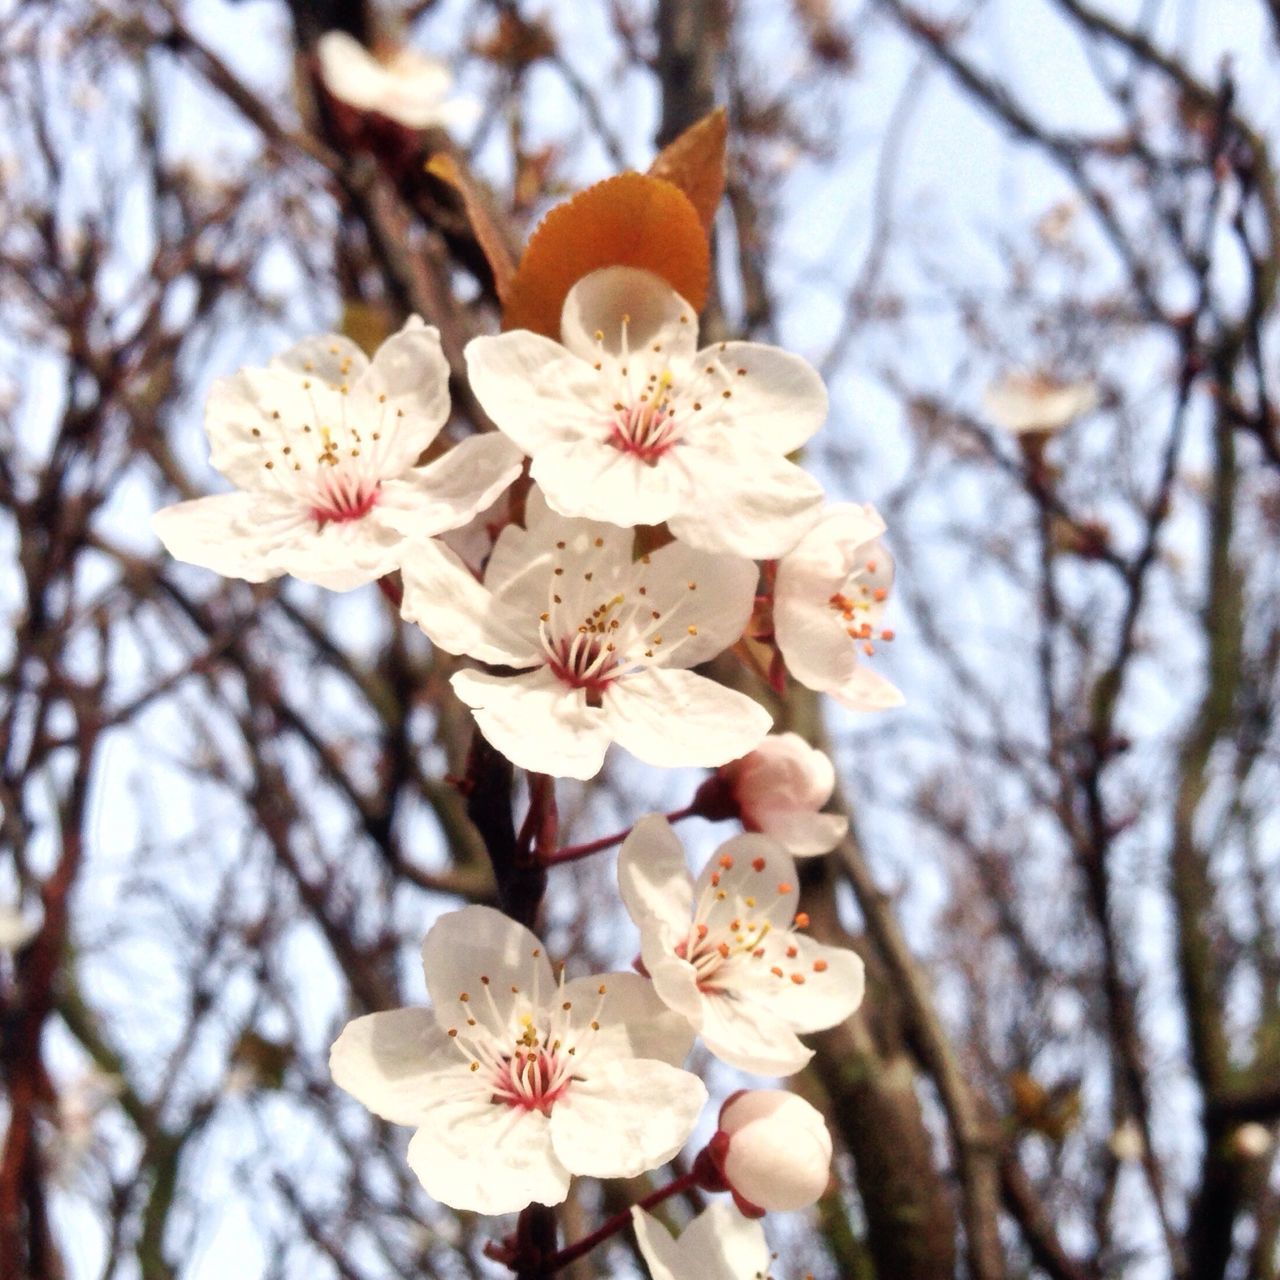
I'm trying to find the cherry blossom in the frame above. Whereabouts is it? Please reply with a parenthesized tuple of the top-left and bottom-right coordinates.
(465, 266, 827, 558)
(154, 319, 522, 591)
(400, 490, 771, 779)
(617, 816, 864, 1076)
(632, 1201, 773, 1280)
(316, 31, 477, 131)
(984, 371, 1099, 436)
(713, 1090, 833, 1213)
(773, 503, 904, 711)
(711, 733, 848, 856)
(330, 905, 705, 1216)
(0, 903, 38, 953)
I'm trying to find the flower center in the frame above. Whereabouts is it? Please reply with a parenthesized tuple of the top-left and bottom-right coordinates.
(828, 556, 895, 659)
(490, 1047, 574, 1114)
(310, 470, 381, 526)
(608, 399, 679, 463)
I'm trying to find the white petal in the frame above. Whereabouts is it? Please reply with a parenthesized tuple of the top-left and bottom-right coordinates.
(702, 340, 827, 453)
(550, 1058, 706, 1179)
(421, 905, 556, 1041)
(560, 971, 694, 1066)
(560, 267, 698, 364)
(758, 809, 849, 856)
(408, 1102, 570, 1214)
(450, 667, 613, 780)
(465, 331, 599, 454)
(691, 835, 800, 931)
(277, 514, 406, 590)
(376, 433, 524, 538)
(630, 1208, 684, 1280)
(531, 436, 691, 529)
(699, 995, 813, 1076)
(359, 318, 453, 472)
(0, 907, 39, 953)
(318, 32, 457, 130)
(153, 491, 308, 583)
(669, 1202, 772, 1278)
(667, 440, 824, 558)
(736, 934, 865, 1034)
(400, 538, 542, 665)
(618, 815, 696, 942)
(829, 665, 905, 711)
(329, 1008, 466, 1127)
(604, 670, 771, 770)
(270, 332, 369, 385)
(646, 952, 705, 1029)
(640, 541, 758, 668)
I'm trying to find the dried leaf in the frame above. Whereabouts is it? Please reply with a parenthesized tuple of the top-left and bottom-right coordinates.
(425, 152, 517, 303)
(648, 107, 727, 232)
(502, 172, 709, 337)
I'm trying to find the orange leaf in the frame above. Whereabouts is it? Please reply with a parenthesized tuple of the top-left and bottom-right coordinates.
(425, 152, 517, 304)
(648, 107, 727, 232)
(502, 172, 709, 337)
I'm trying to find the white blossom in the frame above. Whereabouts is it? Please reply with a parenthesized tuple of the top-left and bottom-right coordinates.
(716, 1090, 832, 1212)
(330, 906, 705, 1216)
(715, 733, 848, 856)
(154, 319, 522, 591)
(618, 816, 864, 1076)
(317, 31, 477, 131)
(632, 1201, 773, 1280)
(400, 490, 771, 780)
(465, 266, 828, 558)
(984, 371, 1099, 436)
(774, 503, 903, 711)
(0, 903, 39, 953)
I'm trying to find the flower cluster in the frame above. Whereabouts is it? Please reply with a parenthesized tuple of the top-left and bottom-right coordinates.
(154, 140, 899, 1274)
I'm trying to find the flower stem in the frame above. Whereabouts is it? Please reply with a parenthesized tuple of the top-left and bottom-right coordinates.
(538, 804, 698, 868)
(541, 1169, 701, 1272)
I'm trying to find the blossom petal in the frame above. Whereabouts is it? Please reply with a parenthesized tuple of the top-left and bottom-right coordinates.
(635, 1202, 771, 1280)
(618, 815, 696, 942)
(329, 1008, 467, 1127)
(738, 934, 866, 1034)
(359, 317, 453, 471)
(559, 266, 698, 364)
(421, 905, 557, 1041)
(277, 515, 405, 590)
(550, 1058, 706, 1179)
(757, 809, 849, 856)
(630, 1208, 684, 1280)
(699, 994, 813, 1076)
(604, 670, 771, 770)
(400, 538, 541, 665)
(408, 1102, 570, 1214)
(532, 436, 692, 529)
(704, 340, 827, 453)
(560, 971, 694, 1066)
(465, 331, 600, 454)
(667, 440, 823, 558)
(153, 491, 306, 583)
(451, 667, 613, 780)
(376, 432, 524, 538)
(829, 665, 906, 711)
(270, 332, 369, 385)
(690, 835, 799, 931)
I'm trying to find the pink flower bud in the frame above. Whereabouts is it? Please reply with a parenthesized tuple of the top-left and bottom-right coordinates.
(715, 733, 848, 856)
(716, 1089, 832, 1212)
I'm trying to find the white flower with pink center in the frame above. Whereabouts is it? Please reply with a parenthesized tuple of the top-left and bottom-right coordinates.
(399, 490, 772, 779)
(465, 266, 828, 558)
(317, 31, 478, 131)
(618, 817, 864, 1077)
(715, 733, 848, 856)
(330, 906, 705, 1216)
(153, 319, 522, 591)
(773, 503, 904, 710)
(632, 1201, 772, 1280)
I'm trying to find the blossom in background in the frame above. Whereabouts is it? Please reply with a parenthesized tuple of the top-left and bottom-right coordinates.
(466, 266, 827, 558)
(713, 733, 848, 856)
(154, 320, 522, 591)
(983, 371, 1099, 436)
(632, 1201, 773, 1280)
(330, 905, 705, 1215)
(618, 816, 864, 1076)
(774, 503, 903, 711)
(47, 1067, 124, 1187)
(0, 902, 39, 953)
(712, 1090, 832, 1213)
(316, 31, 477, 131)
(400, 490, 771, 779)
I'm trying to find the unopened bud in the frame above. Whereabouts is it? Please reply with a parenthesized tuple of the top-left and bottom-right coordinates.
(714, 1089, 832, 1213)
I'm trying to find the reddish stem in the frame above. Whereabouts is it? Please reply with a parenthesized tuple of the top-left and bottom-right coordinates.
(376, 573, 403, 608)
(539, 804, 698, 868)
(542, 1168, 701, 1272)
